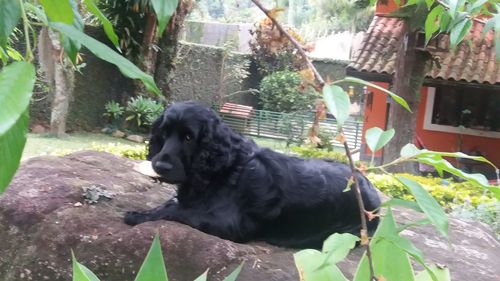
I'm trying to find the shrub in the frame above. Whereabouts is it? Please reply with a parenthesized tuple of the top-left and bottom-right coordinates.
(451, 201, 500, 238)
(368, 173, 498, 209)
(103, 100, 125, 125)
(91, 143, 147, 160)
(290, 145, 349, 163)
(125, 96, 164, 129)
(259, 70, 316, 112)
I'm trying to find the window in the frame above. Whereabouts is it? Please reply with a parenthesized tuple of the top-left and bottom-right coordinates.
(424, 86, 500, 138)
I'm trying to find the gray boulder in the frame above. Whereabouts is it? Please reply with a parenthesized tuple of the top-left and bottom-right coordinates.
(0, 151, 498, 281)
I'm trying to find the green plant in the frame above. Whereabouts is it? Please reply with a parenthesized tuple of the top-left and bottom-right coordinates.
(451, 201, 500, 238)
(125, 96, 163, 128)
(368, 173, 498, 209)
(103, 100, 125, 124)
(259, 70, 315, 113)
(91, 142, 147, 160)
(73, 234, 243, 281)
(290, 145, 349, 163)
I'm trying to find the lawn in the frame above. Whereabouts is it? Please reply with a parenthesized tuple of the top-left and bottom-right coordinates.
(22, 133, 290, 160)
(22, 133, 144, 160)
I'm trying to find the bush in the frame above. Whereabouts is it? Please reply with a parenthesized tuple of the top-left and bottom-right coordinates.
(290, 145, 349, 163)
(91, 143, 147, 160)
(259, 70, 316, 112)
(125, 96, 164, 129)
(451, 202, 500, 238)
(368, 173, 498, 209)
(103, 100, 125, 125)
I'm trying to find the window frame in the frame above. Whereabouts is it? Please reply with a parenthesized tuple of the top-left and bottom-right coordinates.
(423, 87, 500, 139)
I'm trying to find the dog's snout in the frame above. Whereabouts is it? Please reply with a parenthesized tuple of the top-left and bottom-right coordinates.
(154, 161, 173, 173)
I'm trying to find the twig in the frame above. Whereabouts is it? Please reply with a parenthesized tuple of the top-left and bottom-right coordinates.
(250, 0, 325, 87)
(250, 0, 376, 279)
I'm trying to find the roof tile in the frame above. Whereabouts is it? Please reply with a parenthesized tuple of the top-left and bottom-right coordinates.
(348, 16, 500, 84)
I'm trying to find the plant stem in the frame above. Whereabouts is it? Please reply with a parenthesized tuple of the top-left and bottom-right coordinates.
(249, 0, 325, 87)
(341, 131, 376, 279)
(19, 0, 33, 62)
(250, 0, 376, 279)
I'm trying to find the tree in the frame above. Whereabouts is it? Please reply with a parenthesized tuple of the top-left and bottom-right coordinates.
(376, 0, 500, 173)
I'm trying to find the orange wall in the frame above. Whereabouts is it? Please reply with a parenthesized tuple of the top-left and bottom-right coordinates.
(416, 89, 500, 169)
(361, 84, 500, 171)
(361, 82, 389, 157)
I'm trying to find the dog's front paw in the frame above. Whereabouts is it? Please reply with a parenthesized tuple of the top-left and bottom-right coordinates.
(124, 211, 145, 226)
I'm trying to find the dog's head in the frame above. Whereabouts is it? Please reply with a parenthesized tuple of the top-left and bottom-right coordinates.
(147, 101, 251, 184)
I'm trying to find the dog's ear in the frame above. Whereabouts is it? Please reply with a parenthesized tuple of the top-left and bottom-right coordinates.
(192, 112, 237, 173)
(147, 113, 165, 161)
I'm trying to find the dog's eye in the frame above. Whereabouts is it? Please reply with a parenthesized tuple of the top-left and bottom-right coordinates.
(185, 134, 192, 141)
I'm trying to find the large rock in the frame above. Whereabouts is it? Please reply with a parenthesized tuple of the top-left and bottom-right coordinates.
(0, 151, 498, 281)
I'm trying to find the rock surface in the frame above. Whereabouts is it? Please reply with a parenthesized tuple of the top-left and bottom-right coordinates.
(0, 151, 499, 281)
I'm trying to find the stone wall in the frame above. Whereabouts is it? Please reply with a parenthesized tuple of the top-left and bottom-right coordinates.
(29, 26, 134, 131)
(29, 36, 351, 130)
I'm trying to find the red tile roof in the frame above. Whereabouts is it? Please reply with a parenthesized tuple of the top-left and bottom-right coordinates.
(348, 16, 500, 85)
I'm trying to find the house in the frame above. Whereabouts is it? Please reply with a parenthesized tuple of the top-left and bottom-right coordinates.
(347, 0, 500, 178)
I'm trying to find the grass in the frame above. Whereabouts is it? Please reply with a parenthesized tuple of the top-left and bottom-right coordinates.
(22, 133, 291, 160)
(22, 133, 143, 160)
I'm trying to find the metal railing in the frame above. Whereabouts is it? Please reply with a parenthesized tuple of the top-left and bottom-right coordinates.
(214, 104, 363, 150)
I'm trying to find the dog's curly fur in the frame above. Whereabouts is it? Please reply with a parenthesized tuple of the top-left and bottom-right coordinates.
(124, 101, 380, 248)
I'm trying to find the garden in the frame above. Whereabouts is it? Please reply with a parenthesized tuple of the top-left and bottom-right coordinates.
(1, 0, 500, 281)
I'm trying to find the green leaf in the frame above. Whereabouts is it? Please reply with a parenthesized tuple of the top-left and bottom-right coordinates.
(397, 176, 448, 238)
(50, 23, 160, 95)
(365, 127, 395, 153)
(323, 84, 350, 128)
(193, 270, 208, 281)
(24, 3, 48, 25)
(222, 263, 243, 281)
(415, 264, 450, 281)
(0, 62, 35, 192)
(467, 0, 488, 14)
(60, 0, 84, 64)
(134, 234, 168, 281)
(0, 111, 28, 193)
(447, 0, 459, 18)
(321, 233, 359, 265)
(82, 0, 121, 51)
(294, 249, 349, 281)
(353, 208, 415, 281)
(341, 77, 411, 112)
(151, 0, 179, 37)
(375, 208, 439, 281)
(382, 198, 423, 213)
(40, 0, 74, 24)
(425, 5, 445, 44)
(0, 0, 21, 48)
(450, 18, 472, 48)
(439, 12, 451, 32)
(72, 251, 101, 281)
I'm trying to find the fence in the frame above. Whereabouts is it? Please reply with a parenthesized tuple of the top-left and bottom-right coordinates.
(214, 104, 363, 150)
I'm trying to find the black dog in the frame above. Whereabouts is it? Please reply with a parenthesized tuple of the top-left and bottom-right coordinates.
(125, 101, 380, 248)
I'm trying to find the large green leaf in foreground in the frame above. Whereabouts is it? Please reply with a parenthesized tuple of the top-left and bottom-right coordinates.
(0, 62, 35, 193)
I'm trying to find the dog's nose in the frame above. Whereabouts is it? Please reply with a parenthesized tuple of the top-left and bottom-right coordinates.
(154, 161, 173, 173)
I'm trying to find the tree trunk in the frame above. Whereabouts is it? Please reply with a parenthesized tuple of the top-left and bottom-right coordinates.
(383, 24, 431, 173)
(154, 0, 193, 99)
(134, 11, 158, 96)
(38, 27, 75, 138)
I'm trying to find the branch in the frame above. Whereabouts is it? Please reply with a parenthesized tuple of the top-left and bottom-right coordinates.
(250, 0, 325, 87)
(250, 0, 376, 279)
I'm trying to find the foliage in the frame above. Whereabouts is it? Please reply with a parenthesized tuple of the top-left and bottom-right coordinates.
(259, 70, 315, 112)
(290, 145, 349, 164)
(73, 234, 244, 281)
(91, 142, 147, 160)
(249, 15, 307, 75)
(369, 173, 498, 209)
(103, 100, 125, 124)
(451, 201, 500, 238)
(125, 96, 164, 128)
